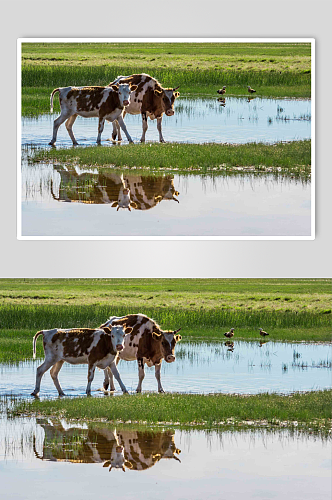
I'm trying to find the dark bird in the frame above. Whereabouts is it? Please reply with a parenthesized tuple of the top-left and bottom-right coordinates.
(217, 86, 226, 95)
(224, 328, 235, 338)
(248, 86, 256, 94)
(259, 328, 269, 337)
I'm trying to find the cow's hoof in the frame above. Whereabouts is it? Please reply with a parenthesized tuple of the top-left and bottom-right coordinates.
(31, 392, 39, 397)
(48, 142, 55, 147)
(72, 142, 79, 147)
(160, 140, 166, 143)
(58, 392, 66, 397)
(159, 389, 165, 393)
(123, 390, 129, 395)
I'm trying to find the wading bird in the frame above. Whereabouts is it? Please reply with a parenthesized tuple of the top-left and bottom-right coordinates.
(248, 86, 256, 94)
(259, 328, 269, 337)
(224, 328, 235, 338)
(217, 86, 226, 95)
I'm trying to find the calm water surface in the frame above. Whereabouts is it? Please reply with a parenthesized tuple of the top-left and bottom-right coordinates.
(21, 96, 311, 146)
(1, 341, 330, 397)
(0, 412, 330, 500)
(21, 162, 311, 237)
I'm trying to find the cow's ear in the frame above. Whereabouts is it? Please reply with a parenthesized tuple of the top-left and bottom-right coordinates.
(174, 92, 180, 98)
(111, 202, 118, 208)
(103, 327, 112, 334)
(154, 89, 162, 96)
(152, 331, 162, 341)
(124, 326, 132, 334)
(130, 202, 137, 209)
(111, 85, 119, 91)
(124, 461, 133, 469)
(130, 84, 137, 91)
(103, 460, 111, 468)
(175, 334, 182, 342)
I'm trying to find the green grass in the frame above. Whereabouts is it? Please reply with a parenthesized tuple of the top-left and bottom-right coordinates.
(11, 390, 331, 431)
(21, 42, 312, 116)
(31, 141, 311, 175)
(0, 279, 330, 362)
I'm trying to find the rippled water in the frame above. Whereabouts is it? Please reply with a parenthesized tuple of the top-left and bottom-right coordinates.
(22, 96, 311, 146)
(1, 341, 330, 398)
(21, 161, 311, 237)
(0, 412, 330, 500)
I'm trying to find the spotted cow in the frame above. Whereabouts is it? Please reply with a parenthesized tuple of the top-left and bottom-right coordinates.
(50, 166, 179, 211)
(108, 74, 180, 143)
(50, 166, 137, 211)
(34, 419, 181, 472)
(48, 83, 137, 146)
(31, 325, 132, 397)
(100, 314, 182, 393)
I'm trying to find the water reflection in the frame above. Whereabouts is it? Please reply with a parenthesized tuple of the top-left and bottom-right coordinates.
(51, 165, 180, 211)
(33, 418, 181, 471)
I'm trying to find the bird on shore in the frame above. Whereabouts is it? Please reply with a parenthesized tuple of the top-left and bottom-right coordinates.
(259, 328, 269, 337)
(217, 86, 226, 95)
(248, 86, 256, 94)
(224, 328, 235, 338)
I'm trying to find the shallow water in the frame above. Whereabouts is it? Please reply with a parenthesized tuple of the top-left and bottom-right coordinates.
(22, 96, 311, 146)
(0, 413, 330, 500)
(21, 162, 311, 237)
(1, 341, 330, 398)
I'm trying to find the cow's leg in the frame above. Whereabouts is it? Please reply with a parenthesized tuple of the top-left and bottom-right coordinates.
(109, 361, 128, 394)
(140, 112, 148, 143)
(117, 114, 133, 143)
(65, 114, 78, 146)
(50, 360, 65, 396)
(31, 358, 55, 396)
(110, 120, 119, 142)
(103, 360, 118, 392)
(136, 358, 145, 393)
(97, 116, 106, 144)
(157, 117, 166, 143)
(86, 364, 96, 395)
(49, 112, 72, 146)
(154, 362, 165, 393)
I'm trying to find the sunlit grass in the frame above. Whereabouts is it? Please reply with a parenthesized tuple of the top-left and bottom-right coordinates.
(11, 390, 331, 430)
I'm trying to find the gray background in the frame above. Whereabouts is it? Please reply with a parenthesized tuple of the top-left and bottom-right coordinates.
(1, 0, 331, 277)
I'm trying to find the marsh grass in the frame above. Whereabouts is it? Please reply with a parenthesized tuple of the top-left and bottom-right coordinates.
(31, 141, 311, 174)
(21, 42, 312, 116)
(11, 390, 331, 431)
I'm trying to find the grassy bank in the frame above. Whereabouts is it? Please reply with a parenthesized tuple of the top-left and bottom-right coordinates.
(11, 390, 331, 431)
(31, 141, 311, 175)
(0, 279, 330, 362)
(21, 42, 312, 116)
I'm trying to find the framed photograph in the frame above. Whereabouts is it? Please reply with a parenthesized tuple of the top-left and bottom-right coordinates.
(18, 38, 314, 240)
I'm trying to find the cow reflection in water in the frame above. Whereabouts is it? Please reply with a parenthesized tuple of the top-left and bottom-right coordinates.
(51, 165, 180, 211)
(34, 419, 181, 472)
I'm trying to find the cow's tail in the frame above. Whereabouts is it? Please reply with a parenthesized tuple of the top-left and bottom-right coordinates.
(33, 330, 44, 359)
(50, 88, 60, 113)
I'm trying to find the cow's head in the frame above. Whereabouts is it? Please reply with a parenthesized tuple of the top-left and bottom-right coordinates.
(104, 325, 132, 352)
(154, 86, 180, 117)
(111, 186, 137, 212)
(103, 445, 133, 472)
(152, 327, 182, 363)
(111, 83, 138, 107)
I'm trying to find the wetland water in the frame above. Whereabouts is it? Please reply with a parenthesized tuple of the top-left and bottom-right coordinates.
(1, 412, 330, 500)
(1, 341, 330, 398)
(22, 96, 311, 146)
(1, 339, 330, 499)
(20, 96, 312, 238)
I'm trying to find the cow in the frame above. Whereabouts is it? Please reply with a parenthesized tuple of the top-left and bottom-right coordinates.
(50, 166, 137, 211)
(108, 74, 180, 143)
(100, 314, 182, 393)
(31, 325, 132, 397)
(48, 83, 137, 146)
(33, 419, 180, 472)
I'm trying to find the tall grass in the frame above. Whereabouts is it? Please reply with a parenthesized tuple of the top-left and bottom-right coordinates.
(1, 304, 329, 331)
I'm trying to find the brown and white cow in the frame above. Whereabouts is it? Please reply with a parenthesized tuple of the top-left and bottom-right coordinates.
(50, 166, 138, 211)
(48, 83, 137, 146)
(100, 314, 182, 393)
(34, 419, 180, 472)
(31, 325, 132, 397)
(108, 74, 180, 143)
